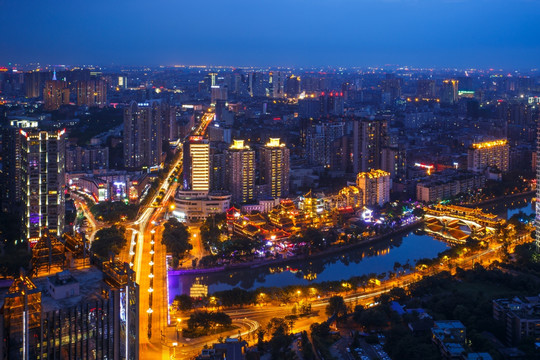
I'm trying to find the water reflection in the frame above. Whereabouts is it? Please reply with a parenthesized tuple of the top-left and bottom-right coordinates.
(169, 231, 449, 298)
(481, 194, 534, 220)
(168, 194, 536, 300)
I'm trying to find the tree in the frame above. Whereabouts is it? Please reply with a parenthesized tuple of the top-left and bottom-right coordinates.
(186, 311, 232, 334)
(90, 202, 138, 222)
(302, 227, 326, 250)
(162, 218, 192, 265)
(175, 294, 193, 311)
(91, 225, 126, 258)
(200, 214, 226, 251)
(326, 295, 347, 318)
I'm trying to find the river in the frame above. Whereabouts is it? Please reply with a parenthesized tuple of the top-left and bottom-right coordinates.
(168, 194, 535, 300)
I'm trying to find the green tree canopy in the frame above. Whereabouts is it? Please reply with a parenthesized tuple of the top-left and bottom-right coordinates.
(91, 225, 126, 259)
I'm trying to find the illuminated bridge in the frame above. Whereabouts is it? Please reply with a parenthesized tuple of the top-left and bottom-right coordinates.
(423, 204, 504, 243)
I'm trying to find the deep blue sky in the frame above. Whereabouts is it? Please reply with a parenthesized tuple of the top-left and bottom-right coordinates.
(1, 0, 539, 69)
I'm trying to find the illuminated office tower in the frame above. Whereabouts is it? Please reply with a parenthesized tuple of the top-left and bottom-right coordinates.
(76, 79, 107, 107)
(353, 118, 389, 174)
(20, 128, 66, 244)
(441, 79, 459, 104)
(44, 78, 70, 110)
(226, 140, 255, 204)
(356, 169, 391, 207)
(260, 138, 290, 199)
(467, 139, 510, 173)
(183, 136, 210, 191)
(123, 101, 163, 169)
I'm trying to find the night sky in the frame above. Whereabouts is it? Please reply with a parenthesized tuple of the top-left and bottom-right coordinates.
(1, 0, 539, 68)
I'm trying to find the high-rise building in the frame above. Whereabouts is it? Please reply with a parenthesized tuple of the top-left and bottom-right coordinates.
(209, 150, 227, 192)
(381, 75, 402, 102)
(268, 71, 285, 98)
(211, 85, 227, 105)
(24, 71, 48, 98)
(467, 139, 510, 173)
(319, 92, 344, 116)
(305, 120, 345, 167)
(285, 75, 301, 98)
(441, 79, 459, 104)
(353, 118, 389, 174)
(183, 136, 210, 191)
(20, 128, 66, 243)
(66, 145, 109, 172)
(356, 169, 391, 207)
(0, 263, 139, 360)
(123, 101, 163, 169)
(76, 79, 107, 107)
(416, 79, 436, 98)
(0, 120, 39, 212)
(260, 138, 290, 199)
(226, 140, 255, 204)
(44, 78, 70, 110)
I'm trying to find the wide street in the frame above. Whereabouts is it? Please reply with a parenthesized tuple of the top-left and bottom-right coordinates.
(129, 111, 214, 359)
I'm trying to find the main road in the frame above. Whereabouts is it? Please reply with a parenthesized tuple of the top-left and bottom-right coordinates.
(132, 110, 214, 359)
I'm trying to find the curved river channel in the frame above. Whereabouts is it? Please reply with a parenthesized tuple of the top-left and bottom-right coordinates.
(168, 195, 534, 300)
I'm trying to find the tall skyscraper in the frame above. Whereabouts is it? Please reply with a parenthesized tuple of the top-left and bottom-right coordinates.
(76, 79, 107, 107)
(416, 79, 436, 98)
(441, 79, 459, 104)
(24, 71, 48, 98)
(0, 120, 39, 212)
(353, 118, 389, 174)
(183, 136, 210, 191)
(226, 140, 255, 204)
(268, 71, 285, 98)
(260, 138, 290, 199)
(20, 128, 66, 243)
(305, 120, 345, 167)
(44, 78, 70, 111)
(381, 75, 402, 102)
(123, 101, 163, 169)
(285, 75, 301, 98)
(319, 92, 344, 116)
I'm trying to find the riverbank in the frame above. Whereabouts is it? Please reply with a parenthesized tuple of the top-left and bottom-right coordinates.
(461, 190, 535, 208)
(169, 219, 423, 276)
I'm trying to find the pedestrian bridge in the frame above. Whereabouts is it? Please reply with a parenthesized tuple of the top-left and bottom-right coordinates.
(423, 204, 503, 243)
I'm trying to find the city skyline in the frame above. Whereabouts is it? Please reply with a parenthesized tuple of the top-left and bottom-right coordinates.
(1, 0, 540, 69)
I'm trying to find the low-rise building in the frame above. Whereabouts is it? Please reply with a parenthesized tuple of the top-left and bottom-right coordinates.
(416, 170, 485, 203)
(173, 190, 231, 222)
(493, 296, 540, 345)
(431, 320, 467, 359)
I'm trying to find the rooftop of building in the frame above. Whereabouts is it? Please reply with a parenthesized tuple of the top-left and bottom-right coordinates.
(47, 269, 78, 287)
(466, 353, 493, 360)
(34, 266, 105, 312)
(494, 295, 540, 320)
